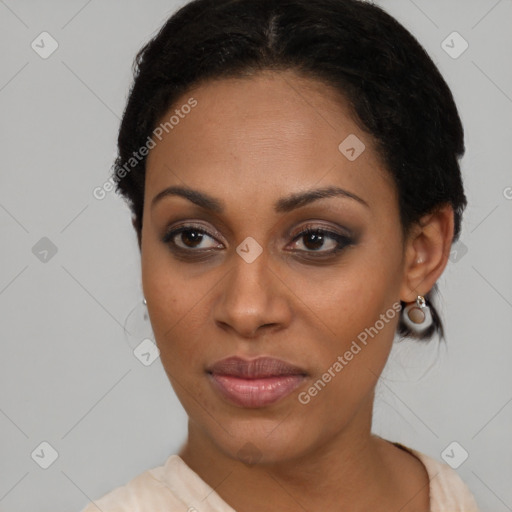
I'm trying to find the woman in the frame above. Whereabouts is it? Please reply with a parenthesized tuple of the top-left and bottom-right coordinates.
(81, 0, 479, 510)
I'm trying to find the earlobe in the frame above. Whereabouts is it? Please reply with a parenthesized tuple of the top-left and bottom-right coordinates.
(400, 204, 455, 302)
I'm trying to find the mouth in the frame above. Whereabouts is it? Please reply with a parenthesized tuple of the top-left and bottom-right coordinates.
(206, 356, 308, 408)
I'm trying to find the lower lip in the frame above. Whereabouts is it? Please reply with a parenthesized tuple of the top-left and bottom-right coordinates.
(208, 373, 306, 408)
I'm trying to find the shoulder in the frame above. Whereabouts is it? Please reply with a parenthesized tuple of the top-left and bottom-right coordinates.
(78, 457, 181, 512)
(79, 455, 236, 512)
(397, 443, 480, 512)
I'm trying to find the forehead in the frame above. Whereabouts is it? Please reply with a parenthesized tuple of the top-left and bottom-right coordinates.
(144, 70, 396, 218)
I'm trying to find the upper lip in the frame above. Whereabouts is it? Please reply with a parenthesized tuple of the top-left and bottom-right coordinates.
(207, 356, 307, 379)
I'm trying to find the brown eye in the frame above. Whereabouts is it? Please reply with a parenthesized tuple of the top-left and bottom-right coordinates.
(290, 227, 353, 254)
(177, 229, 205, 248)
(163, 225, 223, 251)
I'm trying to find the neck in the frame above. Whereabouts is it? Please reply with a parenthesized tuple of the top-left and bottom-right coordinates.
(178, 394, 398, 512)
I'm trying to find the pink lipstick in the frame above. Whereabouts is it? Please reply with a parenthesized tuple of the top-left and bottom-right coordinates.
(206, 356, 307, 408)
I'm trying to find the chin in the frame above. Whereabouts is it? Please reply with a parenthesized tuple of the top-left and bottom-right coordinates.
(200, 410, 324, 466)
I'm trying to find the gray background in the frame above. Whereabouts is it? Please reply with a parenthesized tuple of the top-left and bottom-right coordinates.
(0, 1, 511, 511)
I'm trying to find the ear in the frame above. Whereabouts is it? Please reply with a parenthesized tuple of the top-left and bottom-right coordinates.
(399, 204, 454, 303)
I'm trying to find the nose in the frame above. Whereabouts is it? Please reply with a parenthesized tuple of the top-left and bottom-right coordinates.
(213, 250, 292, 339)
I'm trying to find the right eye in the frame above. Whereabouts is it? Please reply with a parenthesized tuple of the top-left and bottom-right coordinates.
(162, 225, 224, 252)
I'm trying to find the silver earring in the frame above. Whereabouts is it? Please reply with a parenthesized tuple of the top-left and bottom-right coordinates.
(123, 295, 153, 350)
(403, 295, 432, 333)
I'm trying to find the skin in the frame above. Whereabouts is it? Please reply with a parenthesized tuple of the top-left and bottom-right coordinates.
(139, 70, 454, 512)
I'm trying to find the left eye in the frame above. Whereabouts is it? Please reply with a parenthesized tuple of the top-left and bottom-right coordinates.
(290, 227, 352, 254)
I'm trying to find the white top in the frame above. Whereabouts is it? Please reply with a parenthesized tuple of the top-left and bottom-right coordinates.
(79, 445, 480, 511)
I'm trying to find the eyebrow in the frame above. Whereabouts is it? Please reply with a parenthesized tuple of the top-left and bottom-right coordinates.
(151, 185, 369, 213)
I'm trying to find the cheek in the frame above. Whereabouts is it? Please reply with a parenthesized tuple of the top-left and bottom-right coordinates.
(286, 252, 401, 343)
(142, 245, 193, 349)
(295, 308, 398, 439)
(144, 279, 205, 360)
(287, 238, 402, 393)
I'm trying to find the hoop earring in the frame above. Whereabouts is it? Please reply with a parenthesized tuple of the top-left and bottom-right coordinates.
(403, 295, 432, 333)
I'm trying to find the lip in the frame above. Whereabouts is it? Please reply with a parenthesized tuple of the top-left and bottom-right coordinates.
(206, 356, 308, 408)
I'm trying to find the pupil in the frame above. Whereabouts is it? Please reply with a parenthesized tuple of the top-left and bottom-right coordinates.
(182, 230, 203, 247)
(305, 232, 323, 250)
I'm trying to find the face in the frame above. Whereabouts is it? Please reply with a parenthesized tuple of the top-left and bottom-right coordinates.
(141, 70, 407, 464)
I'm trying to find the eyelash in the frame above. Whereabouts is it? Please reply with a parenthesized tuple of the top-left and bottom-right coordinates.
(162, 223, 354, 257)
(290, 226, 353, 255)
